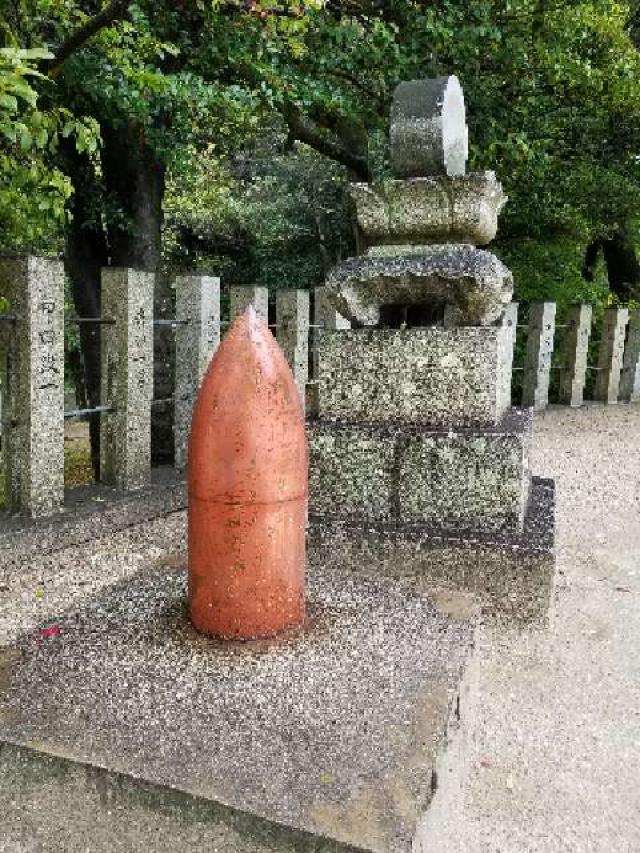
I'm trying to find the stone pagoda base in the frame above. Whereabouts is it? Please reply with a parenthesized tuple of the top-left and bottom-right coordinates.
(308, 408, 531, 532)
(309, 477, 555, 622)
(316, 325, 515, 427)
(308, 323, 554, 617)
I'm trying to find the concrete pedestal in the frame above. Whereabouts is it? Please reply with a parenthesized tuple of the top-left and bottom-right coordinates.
(317, 326, 514, 427)
(0, 513, 478, 853)
(308, 409, 531, 532)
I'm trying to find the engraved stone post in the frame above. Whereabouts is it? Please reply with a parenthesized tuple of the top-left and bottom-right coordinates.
(100, 268, 154, 490)
(175, 275, 220, 472)
(0, 256, 64, 515)
(558, 304, 592, 407)
(522, 302, 556, 410)
(619, 308, 640, 402)
(276, 289, 309, 401)
(229, 286, 268, 324)
(594, 307, 629, 403)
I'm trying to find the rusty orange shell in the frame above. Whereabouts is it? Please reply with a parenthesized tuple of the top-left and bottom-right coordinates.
(187, 306, 307, 639)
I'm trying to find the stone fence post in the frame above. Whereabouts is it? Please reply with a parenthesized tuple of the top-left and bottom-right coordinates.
(619, 308, 640, 402)
(276, 289, 309, 402)
(100, 267, 154, 490)
(0, 256, 64, 516)
(594, 307, 628, 403)
(229, 286, 268, 324)
(309, 287, 351, 415)
(312, 287, 350, 376)
(498, 302, 518, 410)
(174, 275, 220, 472)
(558, 304, 592, 407)
(522, 301, 556, 410)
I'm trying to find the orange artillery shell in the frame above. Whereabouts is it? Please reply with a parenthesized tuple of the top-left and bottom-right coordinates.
(187, 306, 308, 639)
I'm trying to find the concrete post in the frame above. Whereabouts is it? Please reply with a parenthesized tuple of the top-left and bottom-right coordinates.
(100, 267, 154, 490)
(522, 301, 556, 410)
(594, 307, 629, 404)
(558, 304, 592, 407)
(0, 257, 64, 515)
(276, 289, 309, 402)
(174, 275, 220, 472)
(309, 287, 351, 416)
(229, 286, 268, 324)
(619, 308, 640, 402)
(497, 302, 518, 411)
(312, 287, 350, 376)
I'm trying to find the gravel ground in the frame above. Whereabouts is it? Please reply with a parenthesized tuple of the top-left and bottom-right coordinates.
(461, 403, 640, 852)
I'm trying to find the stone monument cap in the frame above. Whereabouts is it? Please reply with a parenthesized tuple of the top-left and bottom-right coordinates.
(390, 75, 469, 179)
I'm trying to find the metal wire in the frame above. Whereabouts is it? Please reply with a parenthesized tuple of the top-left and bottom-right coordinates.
(151, 397, 174, 406)
(153, 319, 190, 327)
(63, 404, 114, 420)
(66, 316, 115, 325)
(0, 314, 16, 323)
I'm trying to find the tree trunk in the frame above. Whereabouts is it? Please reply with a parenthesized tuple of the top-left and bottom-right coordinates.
(65, 125, 169, 479)
(65, 152, 108, 481)
(101, 124, 173, 465)
(583, 223, 640, 302)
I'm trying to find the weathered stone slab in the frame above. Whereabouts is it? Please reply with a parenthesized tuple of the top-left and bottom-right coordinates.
(0, 547, 476, 853)
(522, 302, 556, 411)
(229, 286, 268, 324)
(325, 246, 513, 328)
(594, 307, 629, 403)
(349, 172, 506, 249)
(0, 469, 185, 572)
(309, 477, 555, 622)
(276, 288, 310, 401)
(317, 326, 514, 427)
(390, 77, 468, 179)
(619, 308, 640, 402)
(0, 742, 370, 853)
(308, 410, 530, 532)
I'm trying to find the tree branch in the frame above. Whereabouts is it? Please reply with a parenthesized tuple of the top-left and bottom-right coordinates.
(282, 102, 371, 181)
(42, 0, 310, 78)
(44, 0, 132, 77)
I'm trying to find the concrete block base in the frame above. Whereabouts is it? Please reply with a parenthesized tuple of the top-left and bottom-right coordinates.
(317, 325, 514, 427)
(308, 408, 531, 532)
(309, 477, 555, 621)
(0, 524, 478, 853)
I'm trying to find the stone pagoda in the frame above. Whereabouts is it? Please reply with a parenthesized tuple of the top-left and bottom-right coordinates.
(308, 76, 555, 616)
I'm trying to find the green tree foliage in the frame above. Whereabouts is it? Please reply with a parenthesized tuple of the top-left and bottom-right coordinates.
(0, 38, 99, 252)
(1, 1, 640, 302)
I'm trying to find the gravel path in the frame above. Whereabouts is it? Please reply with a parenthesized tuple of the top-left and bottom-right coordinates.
(461, 403, 640, 852)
